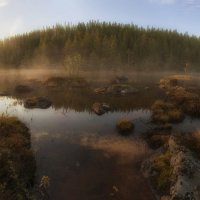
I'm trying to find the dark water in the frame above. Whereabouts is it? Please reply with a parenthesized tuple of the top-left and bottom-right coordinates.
(1, 70, 200, 200)
(0, 97, 154, 200)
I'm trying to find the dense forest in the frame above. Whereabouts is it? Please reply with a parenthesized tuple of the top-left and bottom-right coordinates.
(0, 21, 200, 71)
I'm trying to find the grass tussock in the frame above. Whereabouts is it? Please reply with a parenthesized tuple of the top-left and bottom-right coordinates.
(170, 75, 192, 81)
(116, 119, 134, 135)
(167, 86, 200, 117)
(168, 86, 198, 104)
(151, 151, 172, 194)
(0, 116, 36, 200)
(159, 75, 192, 89)
(152, 100, 184, 124)
(45, 76, 88, 89)
(144, 131, 170, 149)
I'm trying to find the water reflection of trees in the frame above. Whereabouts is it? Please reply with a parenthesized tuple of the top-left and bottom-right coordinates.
(46, 88, 165, 112)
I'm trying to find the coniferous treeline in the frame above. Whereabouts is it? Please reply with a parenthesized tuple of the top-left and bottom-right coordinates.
(0, 21, 200, 71)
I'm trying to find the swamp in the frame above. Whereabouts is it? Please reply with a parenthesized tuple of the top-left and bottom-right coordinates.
(0, 14, 200, 199)
(1, 69, 200, 199)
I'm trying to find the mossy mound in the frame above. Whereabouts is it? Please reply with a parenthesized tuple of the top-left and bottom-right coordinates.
(24, 96, 52, 109)
(167, 86, 198, 104)
(45, 76, 88, 89)
(167, 86, 200, 117)
(143, 136, 200, 199)
(110, 76, 129, 84)
(152, 100, 184, 124)
(159, 75, 192, 89)
(160, 75, 200, 118)
(0, 117, 36, 200)
(92, 102, 110, 115)
(116, 119, 134, 135)
(151, 151, 172, 194)
(143, 129, 171, 150)
(160, 78, 178, 89)
(94, 84, 138, 95)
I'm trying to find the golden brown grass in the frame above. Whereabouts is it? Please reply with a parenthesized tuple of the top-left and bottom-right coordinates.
(0, 116, 36, 200)
(151, 151, 172, 194)
(116, 118, 134, 134)
(152, 100, 184, 124)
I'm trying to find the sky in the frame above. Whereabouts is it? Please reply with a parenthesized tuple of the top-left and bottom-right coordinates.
(0, 0, 200, 39)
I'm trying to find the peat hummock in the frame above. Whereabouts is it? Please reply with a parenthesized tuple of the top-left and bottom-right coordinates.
(0, 116, 36, 200)
(24, 96, 52, 109)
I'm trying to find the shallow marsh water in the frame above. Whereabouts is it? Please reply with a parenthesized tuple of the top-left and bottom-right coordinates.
(0, 96, 154, 200)
(1, 70, 200, 200)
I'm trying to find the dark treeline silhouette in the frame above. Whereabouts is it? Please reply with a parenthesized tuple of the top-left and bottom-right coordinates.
(0, 21, 200, 71)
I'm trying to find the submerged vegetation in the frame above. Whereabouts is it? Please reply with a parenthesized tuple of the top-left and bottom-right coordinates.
(1, 22, 200, 70)
(0, 116, 36, 200)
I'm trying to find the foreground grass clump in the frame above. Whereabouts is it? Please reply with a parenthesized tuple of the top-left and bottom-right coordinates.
(152, 100, 184, 124)
(116, 119, 134, 135)
(167, 86, 200, 117)
(0, 116, 36, 200)
(151, 151, 172, 194)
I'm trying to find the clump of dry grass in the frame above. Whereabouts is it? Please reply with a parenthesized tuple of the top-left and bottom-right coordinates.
(24, 96, 52, 109)
(0, 116, 36, 200)
(167, 86, 200, 117)
(143, 130, 170, 149)
(45, 76, 88, 89)
(159, 74, 200, 117)
(167, 86, 198, 103)
(116, 118, 134, 135)
(152, 100, 184, 124)
(159, 75, 192, 89)
(151, 151, 172, 194)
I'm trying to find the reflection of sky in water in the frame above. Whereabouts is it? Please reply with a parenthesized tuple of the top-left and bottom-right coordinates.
(0, 97, 151, 137)
(1, 96, 200, 139)
(0, 97, 155, 200)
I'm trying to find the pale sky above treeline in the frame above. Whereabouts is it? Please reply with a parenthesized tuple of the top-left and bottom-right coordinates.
(0, 0, 199, 39)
